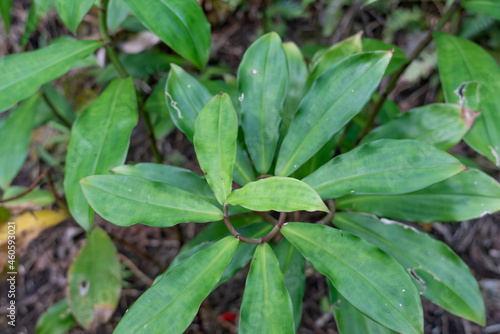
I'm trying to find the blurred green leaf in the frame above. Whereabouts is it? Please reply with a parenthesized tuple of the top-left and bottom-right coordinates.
(303, 139, 465, 200)
(434, 32, 500, 167)
(282, 223, 423, 334)
(240, 243, 295, 333)
(35, 299, 76, 334)
(114, 236, 238, 333)
(56, 0, 95, 34)
(462, 0, 500, 21)
(107, 0, 130, 33)
(194, 93, 238, 205)
(123, 0, 210, 69)
(67, 228, 121, 329)
(362, 38, 409, 76)
(337, 169, 500, 222)
(0, 94, 38, 189)
(238, 32, 288, 174)
(0, 39, 101, 112)
(0, 0, 12, 33)
(333, 212, 486, 326)
(81, 175, 223, 227)
(42, 84, 76, 126)
(276, 51, 392, 176)
(64, 78, 138, 231)
(22, 0, 56, 47)
(3, 186, 55, 207)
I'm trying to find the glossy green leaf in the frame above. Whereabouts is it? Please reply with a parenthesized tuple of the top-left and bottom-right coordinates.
(240, 243, 295, 333)
(67, 228, 121, 329)
(276, 51, 392, 176)
(123, 0, 210, 69)
(281, 42, 308, 138)
(81, 175, 223, 227)
(234, 139, 257, 185)
(144, 77, 174, 138)
(42, 84, 76, 126)
(22, 0, 55, 47)
(0, 94, 38, 189)
(165, 64, 213, 141)
(194, 93, 238, 204)
(112, 163, 216, 205)
(337, 169, 500, 222)
(64, 78, 138, 231)
(361, 104, 479, 150)
(0, 39, 100, 113)
(462, 0, 500, 20)
(434, 32, 500, 167)
(35, 299, 76, 334)
(114, 236, 238, 333)
(3, 186, 54, 207)
(329, 281, 396, 334)
(274, 239, 305, 330)
(238, 32, 288, 174)
(226, 177, 329, 213)
(305, 33, 362, 92)
(107, 0, 130, 33)
(292, 134, 339, 180)
(282, 223, 423, 334)
(0, 0, 12, 33)
(303, 139, 465, 200)
(220, 223, 273, 284)
(362, 38, 409, 76)
(333, 212, 485, 326)
(56, 0, 95, 34)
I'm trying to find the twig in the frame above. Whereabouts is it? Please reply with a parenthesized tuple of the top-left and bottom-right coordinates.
(253, 211, 278, 225)
(316, 200, 335, 225)
(108, 232, 162, 268)
(0, 170, 48, 203)
(355, 1, 461, 145)
(118, 253, 154, 286)
(46, 171, 70, 214)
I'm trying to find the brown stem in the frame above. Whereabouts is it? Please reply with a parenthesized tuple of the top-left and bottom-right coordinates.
(253, 211, 278, 225)
(223, 205, 287, 244)
(355, 1, 461, 145)
(118, 253, 154, 286)
(316, 200, 336, 225)
(0, 170, 48, 203)
(46, 171, 70, 213)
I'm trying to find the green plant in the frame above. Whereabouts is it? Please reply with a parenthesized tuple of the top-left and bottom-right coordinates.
(1, 0, 500, 333)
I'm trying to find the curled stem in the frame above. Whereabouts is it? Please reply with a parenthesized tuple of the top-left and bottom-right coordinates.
(223, 204, 287, 244)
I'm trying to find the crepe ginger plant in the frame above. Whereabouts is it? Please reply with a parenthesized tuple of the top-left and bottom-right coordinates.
(1, 0, 498, 332)
(77, 28, 497, 333)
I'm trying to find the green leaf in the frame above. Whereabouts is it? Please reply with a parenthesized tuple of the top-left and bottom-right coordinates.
(0, 94, 38, 189)
(107, 0, 130, 33)
(282, 223, 423, 334)
(361, 104, 480, 150)
(274, 239, 306, 330)
(114, 236, 238, 333)
(239, 243, 295, 334)
(123, 0, 210, 69)
(0, 0, 12, 33)
(165, 64, 213, 141)
(328, 281, 396, 334)
(238, 32, 288, 174)
(67, 228, 121, 329)
(35, 299, 76, 334)
(333, 212, 486, 326)
(302, 139, 465, 200)
(80, 175, 223, 227)
(226, 177, 329, 213)
(281, 42, 308, 138)
(3, 186, 55, 207)
(362, 38, 409, 76)
(144, 77, 175, 138)
(42, 84, 76, 126)
(434, 32, 500, 166)
(0, 39, 101, 113)
(63, 78, 138, 231)
(111, 163, 217, 206)
(337, 169, 500, 222)
(276, 51, 392, 176)
(22, 0, 56, 47)
(194, 93, 238, 204)
(305, 33, 362, 92)
(462, 0, 500, 21)
(234, 139, 257, 185)
(56, 0, 95, 34)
